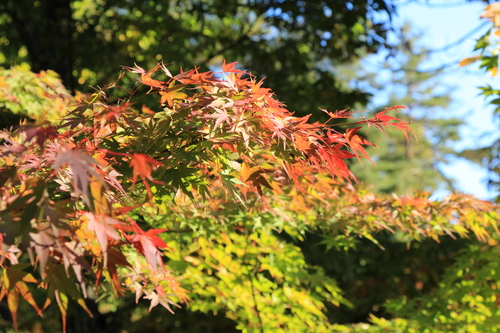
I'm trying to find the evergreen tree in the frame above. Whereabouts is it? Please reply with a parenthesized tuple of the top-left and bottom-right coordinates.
(349, 27, 462, 194)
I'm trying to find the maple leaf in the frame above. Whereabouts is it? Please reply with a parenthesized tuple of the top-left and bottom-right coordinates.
(250, 77, 272, 99)
(221, 60, 243, 74)
(205, 106, 232, 130)
(481, 3, 500, 27)
(43, 262, 93, 333)
(293, 133, 314, 151)
(93, 102, 133, 133)
(129, 153, 166, 200)
(171, 67, 212, 85)
(159, 61, 173, 78)
(143, 289, 181, 313)
(30, 227, 56, 279)
(459, 56, 480, 67)
(159, 85, 187, 107)
(53, 147, 105, 206)
(321, 108, 355, 120)
(128, 228, 170, 268)
(89, 176, 111, 215)
(84, 212, 123, 264)
(0, 131, 28, 157)
(123, 63, 166, 88)
(129, 153, 162, 186)
(344, 127, 376, 163)
(106, 247, 132, 296)
(0, 266, 43, 331)
(317, 147, 356, 180)
(21, 125, 58, 150)
(0, 244, 20, 265)
(352, 107, 413, 143)
(60, 241, 91, 297)
(238, 163, 274, 197)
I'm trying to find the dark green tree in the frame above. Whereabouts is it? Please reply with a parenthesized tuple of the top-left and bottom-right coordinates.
(348, 27, 462, 194)
(0, 0, 396, 114)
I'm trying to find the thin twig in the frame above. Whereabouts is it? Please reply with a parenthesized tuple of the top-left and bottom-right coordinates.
(243, 229, 264, 333)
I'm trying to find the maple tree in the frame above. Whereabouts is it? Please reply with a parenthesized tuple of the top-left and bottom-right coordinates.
(0, 61, 499, 332)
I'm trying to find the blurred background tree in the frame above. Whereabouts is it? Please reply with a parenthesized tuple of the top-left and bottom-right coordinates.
(349, 27, 462, 195)
(0, 0, 396, 116)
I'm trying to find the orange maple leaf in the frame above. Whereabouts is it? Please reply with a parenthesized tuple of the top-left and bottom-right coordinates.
(129, 153, 165, 200)
(129, 153, 161, 185)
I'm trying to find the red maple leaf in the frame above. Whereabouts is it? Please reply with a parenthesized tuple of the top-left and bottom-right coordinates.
(344, 127, 376, 163)
(127, 228, 170, 268)
(123, 63, 166, 89)
(130, 153, 161, 183)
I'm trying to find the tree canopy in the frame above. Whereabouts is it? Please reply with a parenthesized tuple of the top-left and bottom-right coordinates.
(0, 60, 498, 332)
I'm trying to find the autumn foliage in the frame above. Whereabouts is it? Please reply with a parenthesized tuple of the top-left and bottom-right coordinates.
(0, 62, 498, 331)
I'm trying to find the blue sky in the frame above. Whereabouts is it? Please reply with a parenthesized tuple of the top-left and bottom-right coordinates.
(390, 1, 497, 199)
